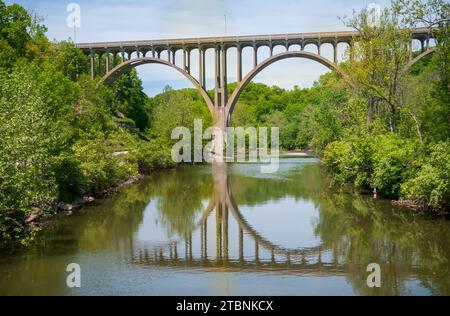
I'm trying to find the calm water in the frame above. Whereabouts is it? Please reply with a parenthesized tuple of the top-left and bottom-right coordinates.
(1, 158, 449, 296)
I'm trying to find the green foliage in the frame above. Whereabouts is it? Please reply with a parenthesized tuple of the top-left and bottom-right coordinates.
(133, 140, 175, 174)
(0, 68, 57, 211)
(0, 1, 31, 69)
(106, 69, 151, 131)
(401, 142, 450, 211)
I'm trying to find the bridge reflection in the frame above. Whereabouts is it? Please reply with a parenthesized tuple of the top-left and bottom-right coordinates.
(130, 163, 345, 275)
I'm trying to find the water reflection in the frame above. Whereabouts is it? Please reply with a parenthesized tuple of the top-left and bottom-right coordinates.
(1, 159, 449, 295)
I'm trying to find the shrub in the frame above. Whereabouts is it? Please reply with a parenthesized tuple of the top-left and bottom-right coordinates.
(401, 142, 450, 211)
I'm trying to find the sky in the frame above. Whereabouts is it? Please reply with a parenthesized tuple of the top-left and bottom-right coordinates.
(6, 0, 392, 96)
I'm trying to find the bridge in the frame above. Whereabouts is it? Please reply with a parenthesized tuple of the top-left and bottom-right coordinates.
(77, 27, 435, 131)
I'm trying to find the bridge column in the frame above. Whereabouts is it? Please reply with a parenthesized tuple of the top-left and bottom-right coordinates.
(333, 41, 338, 64)
(221, 45, 228, 108)
(105, 49, 110, 73)
(202, 49, 206, 88)
(253, 44, 258, 69)
(120, 47, 125, 62)
(237, 44, 242, 83)
(172, 49, 176, 65)
(182, 47, 186, 71)
(90, 50, 95, 79)
(186, 49, 191, 74)
(317, 42, 321, 55)
(269, 42, 273, 56)
(214, 46, 221, 107)
(198, 47, 203, 88)
(166, 47, 171, 62)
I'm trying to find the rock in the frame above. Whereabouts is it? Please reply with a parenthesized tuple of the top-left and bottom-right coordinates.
(25, 208, 42, 224)
(57, 202, 74, 212)
(83, 196, 95, 203)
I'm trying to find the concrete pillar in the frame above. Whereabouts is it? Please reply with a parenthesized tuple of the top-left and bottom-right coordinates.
(253, 44, 258, 69)
(317, 42, 321, 55)
(221, 45, 228, 107)
(420, 39, 425, 53)
(173, 50, 177, 64)
(105, 49, 110, 73)
(151, 46, 156, 58)
(237, 45, 242, 83)
(198, 47, 203, 87)
(136, 46, 141, 58)
(202, 49, 206, 88)
(120, 48, 125, 62)
(167, 47, 171, 62)
(186, 49, 191, 74)
(255, 240, 259, 262)
(90, 50, 95, 79)
(182, 48, 186, 71)
(269, 42, 273, 56)
(333, 42, 338, 64)
(214, 46, 221, 108)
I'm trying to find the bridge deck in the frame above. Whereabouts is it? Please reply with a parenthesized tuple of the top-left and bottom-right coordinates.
(76, 27, 431, 51)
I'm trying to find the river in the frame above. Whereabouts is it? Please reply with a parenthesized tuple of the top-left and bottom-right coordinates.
(1, 158, 449, 295)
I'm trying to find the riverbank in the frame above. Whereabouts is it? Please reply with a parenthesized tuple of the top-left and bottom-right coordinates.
(0, 173, 148, 247)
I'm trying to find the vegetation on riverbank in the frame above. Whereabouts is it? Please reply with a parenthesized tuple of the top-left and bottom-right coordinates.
(0, 1, 210, 243)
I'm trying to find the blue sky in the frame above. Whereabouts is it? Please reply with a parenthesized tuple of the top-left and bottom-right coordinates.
(7, 0, 392, 96)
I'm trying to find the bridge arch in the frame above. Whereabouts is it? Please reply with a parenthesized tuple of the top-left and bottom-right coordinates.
(402, 47, 437, 75)
(226, 50, 343, 119)
(102, 57, 215, 113)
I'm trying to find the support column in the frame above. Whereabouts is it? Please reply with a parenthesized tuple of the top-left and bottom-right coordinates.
(202, 49, 206, 88)
(186, 49, 191, 74)
(198, 47, 203, 88)
(183, 48, 186, 71)
(420, 39, 425, 53)
(237, 45, 242, 83)
(151, 46, 156, 58)
(105, 49, 110, 73)
(269, 42, 273, 56)
(333, 42, 338, 64)
(167, 47, 171, 62)
(317, 42, 321, 55)
(172, 50, 176, 65)
(253, 44, 258, 69)
(221, 45, 228, 108)
(120, 48, 125, 62)
(214, 46, 221, 108)
(90, 50, 95, 79)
